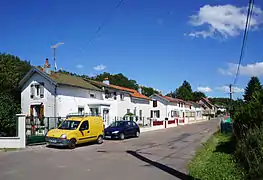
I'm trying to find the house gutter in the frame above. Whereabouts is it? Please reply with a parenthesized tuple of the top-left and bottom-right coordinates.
(54, 85, 57, 118)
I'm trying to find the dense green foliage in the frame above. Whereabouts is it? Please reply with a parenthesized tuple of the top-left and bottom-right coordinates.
(175, 80, 193, 101)
(0, 93, 19, 136)
(0, 53, 31, 103)
(0, 53, 31, 136)
(141, 86, 159, 97)
(192, 91, 206, 102)
(243, 76, 262, 102)
(189, 133, 244, 180)
(209, 97, 232, 107)
(94, 72, 139, 90)
(232, 77, 263, 179)
(167, 80, 206, 101)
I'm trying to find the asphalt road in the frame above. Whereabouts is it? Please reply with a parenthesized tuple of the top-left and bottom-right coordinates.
(0, 119, 219, 180)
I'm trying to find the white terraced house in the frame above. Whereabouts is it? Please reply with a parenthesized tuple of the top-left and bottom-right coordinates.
(19, 59, 152, 127)
(150, 94, 204, 124)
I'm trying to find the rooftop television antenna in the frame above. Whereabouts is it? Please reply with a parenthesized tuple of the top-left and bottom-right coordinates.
(51, 42, 64, 71)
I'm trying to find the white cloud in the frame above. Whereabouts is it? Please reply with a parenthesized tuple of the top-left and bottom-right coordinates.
(76, 64, 84, 69)
(219, 62, 263, 77)
(187, 4, 263, 38)
(197, 86, 212, 92)
(93, 64, 106, 71)
(216, 85, 244, 93)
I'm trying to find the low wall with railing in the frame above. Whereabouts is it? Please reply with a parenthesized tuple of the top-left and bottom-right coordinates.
(0, 114, 26, 148)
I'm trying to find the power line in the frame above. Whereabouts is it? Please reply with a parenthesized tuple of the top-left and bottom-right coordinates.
(233, 0, 254, 84)
(81, 0, 125, 51)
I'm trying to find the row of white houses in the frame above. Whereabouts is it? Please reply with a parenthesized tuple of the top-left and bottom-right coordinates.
(19, 59, 216, 127)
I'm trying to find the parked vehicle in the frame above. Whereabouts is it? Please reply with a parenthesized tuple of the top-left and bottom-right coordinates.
(104, 120, 140, 140)
(45, 114, 104, 149)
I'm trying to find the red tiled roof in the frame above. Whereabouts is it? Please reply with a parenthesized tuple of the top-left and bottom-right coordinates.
(201, 97, 213, 107)
(109, 84, 150, 100)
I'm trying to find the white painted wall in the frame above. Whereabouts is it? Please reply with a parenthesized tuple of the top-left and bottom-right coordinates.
(56, 85, 104, 117)
(21, 73, 55, 117)
(0, 114, 26, 148)
(150, 96, 167, 120)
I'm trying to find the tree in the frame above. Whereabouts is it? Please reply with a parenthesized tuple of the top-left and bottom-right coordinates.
(0, 53, 31, 135)
(141, 86, 159, 97)
(175, 80, 193, 101)
(192, 91, 206, 102)
(94, 72, 139, 90)
(0, 93, 19, 136)
(244, 76, 262, 102)
(0, 53, 31, 103)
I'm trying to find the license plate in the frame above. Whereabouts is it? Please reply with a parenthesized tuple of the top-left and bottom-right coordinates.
(104, 136, 111, 139)
(49, 139, 57, 143)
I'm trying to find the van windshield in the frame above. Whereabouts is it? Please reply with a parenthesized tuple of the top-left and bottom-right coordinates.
(58, 120, 80, 130)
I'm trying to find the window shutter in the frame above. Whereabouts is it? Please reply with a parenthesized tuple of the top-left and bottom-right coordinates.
(153, 100, 157, 107)
(150, 110, 153, 118)
(40, 85, 44, 98)
(30, 85, 35, 98)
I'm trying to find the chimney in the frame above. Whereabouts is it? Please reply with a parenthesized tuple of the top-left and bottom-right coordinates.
(138, 86, 142, 94)
(103, 77, 110, 85)
(43, 58, 51, 75)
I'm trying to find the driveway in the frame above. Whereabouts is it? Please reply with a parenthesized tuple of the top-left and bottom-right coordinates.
(0, 119, 219, 180)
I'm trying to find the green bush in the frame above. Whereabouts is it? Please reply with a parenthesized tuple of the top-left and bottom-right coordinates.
(0, 93, 19, 136)
(232, 90, 263, 179)
(235, 127, 263, 179)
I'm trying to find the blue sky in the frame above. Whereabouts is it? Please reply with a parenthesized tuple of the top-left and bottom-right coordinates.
(1, 0, 263, 98)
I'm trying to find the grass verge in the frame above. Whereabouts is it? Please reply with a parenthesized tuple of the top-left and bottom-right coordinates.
(188, 132, 244, 180)
(0, 148, 18, 152)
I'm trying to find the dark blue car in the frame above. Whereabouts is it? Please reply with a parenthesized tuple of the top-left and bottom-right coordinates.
(104, 120, 140, 140)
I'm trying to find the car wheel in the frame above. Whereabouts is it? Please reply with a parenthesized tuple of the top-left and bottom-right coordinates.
(68, 138, 76, 149)
(119, 133, 125, 140)
(135, 131, 140, 138)
(97, 135, 103, 144)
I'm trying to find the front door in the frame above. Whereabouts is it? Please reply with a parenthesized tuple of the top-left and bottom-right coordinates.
(103, 109, 109, 127)
(78, 120, 91, 144)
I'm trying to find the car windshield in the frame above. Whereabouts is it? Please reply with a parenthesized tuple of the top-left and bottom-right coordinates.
(58, 120, 80, 130)
(109, 121, 126, 127)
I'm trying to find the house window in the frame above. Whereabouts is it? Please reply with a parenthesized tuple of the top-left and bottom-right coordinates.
(90, 93, 96, 98)
(150, 110, 160, 118)
(113, 92, 117, 100)
(127, 109, 131, 114)
(78, 107, 84, 115)
(153, 100, 157, 107)
(30, 83, 44, 99)
(120, 93, 124, 100)
(133, 108, 137, 116)
(36, 85, 40, 96)
(90, 108, 99, 116)
(105, 90, 110, 99)
(139, 110, 142, 120)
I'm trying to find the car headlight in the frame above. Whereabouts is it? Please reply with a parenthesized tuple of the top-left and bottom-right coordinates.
(112, 131, 119, 134)
(60, 134, 67, 139)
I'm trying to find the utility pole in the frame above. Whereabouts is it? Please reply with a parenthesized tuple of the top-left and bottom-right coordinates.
(229, 84, 232, 100)
(229, 84, 233, 117)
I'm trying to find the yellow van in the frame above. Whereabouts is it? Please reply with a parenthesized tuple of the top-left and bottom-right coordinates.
(45, 114, 104, 149)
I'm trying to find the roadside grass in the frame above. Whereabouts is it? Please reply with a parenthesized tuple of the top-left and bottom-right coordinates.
(188, 132, 244, 180)
(0, 148, 18, 152)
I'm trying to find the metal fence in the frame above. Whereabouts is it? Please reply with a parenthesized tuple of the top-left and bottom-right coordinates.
(25, 116, 66, 145)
